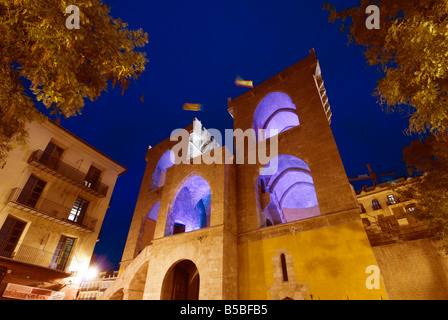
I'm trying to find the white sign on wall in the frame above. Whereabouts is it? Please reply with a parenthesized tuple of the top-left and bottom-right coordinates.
(2, 283, 65, 300)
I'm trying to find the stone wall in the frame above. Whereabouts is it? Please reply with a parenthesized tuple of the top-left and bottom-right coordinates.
(373, 238, 448, 300)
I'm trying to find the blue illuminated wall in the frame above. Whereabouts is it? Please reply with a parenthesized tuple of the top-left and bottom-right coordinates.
(150, 150, 175, 190)
(258, 155, 320, 225)
(164, 175, 212, 236)
(252, 92, 300, 141)
(147, 201, 161, 221)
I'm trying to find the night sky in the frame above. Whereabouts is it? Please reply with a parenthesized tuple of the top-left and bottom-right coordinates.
(54, 0, 416, 270)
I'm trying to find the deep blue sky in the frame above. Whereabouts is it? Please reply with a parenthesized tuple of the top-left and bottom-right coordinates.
(56, 0, 416, 270)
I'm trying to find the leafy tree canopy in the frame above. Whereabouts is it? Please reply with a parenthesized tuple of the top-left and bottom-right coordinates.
(0, 0, 148, 164)
(400, 133, 448, 252)
(324, 0, 448, 135)
(325, 0, 448, 251)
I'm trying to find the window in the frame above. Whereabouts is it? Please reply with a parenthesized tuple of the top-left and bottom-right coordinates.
(40, 142, 64, 170)
(84, 165, 102, 189)
(173, 222, 186, 235)
(387, 194, 396, 205)
(69, 197, 89, 224)
(50, 235, 75, 271)
(280, 254, 288, 282)
(260, 180, 266, 193)
(372, 199, 381, 210)
(360, 203, 366, 213)
(17, 175, 46, 208)
(0, 216, 26, 258)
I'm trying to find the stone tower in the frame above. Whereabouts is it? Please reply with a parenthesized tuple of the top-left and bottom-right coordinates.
(110, 118, 237, 300)
(101, 50, 387, 300)
(228, 49, 385, 299)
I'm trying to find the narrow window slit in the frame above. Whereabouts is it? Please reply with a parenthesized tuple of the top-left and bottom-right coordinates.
(280, 253, 288, 282)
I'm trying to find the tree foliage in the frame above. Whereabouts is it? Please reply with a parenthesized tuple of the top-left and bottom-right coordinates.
(325, 0, 448, 251)
(400, 134, 448, 252)
(324, 0, 448, 135)
(0, 0, 148, 164)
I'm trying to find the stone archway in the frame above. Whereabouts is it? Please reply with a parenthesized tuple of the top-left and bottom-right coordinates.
(252, 92, 300, 141)
(109, 288, 124, 300)
(160, 260, 200, 300)
(150, 150, 175, 190)
(164, 175, 211, 236)
(257, 154, 320, 226)
(127, 261, 149, 300)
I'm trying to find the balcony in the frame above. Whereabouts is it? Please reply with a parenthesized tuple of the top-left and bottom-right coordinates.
(80, 285, 100, 292)
(0, 239, 78, 274)
(6, 188, 97, 233)
(28, 150, 109, 198)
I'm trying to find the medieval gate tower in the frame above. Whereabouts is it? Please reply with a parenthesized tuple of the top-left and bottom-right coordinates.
(101, 50, 387, 300)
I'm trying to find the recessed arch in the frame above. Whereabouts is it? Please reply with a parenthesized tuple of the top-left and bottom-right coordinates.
(257, 154, 320, 225)
(137, 202, 160, 254)
(268, 167, 312, 192)
(161, 259, 200, 300)
(147, 201, 161, 221)
(253, 92, 300, 141)
(108, 288, 124, 300)
(164, 175, 211, 236)
(127, 261, 149, 300)
(279, 181, 315, 207)
(150, 150, 175, 190)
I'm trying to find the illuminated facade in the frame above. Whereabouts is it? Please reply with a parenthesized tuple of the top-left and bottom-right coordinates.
(0, 118, 126, 300)
(101, 50, 388, 300)
(355, 178, 448, 299)
(78, 270, 119, 300)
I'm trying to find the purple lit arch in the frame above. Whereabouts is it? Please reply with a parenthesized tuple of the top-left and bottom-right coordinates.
(164, 175, 211, 236)
(147, 201, 161, 221)
(253, 92, 300, 141)
(150, 150, 175, 190)
(258, 155, 320, 225)
(137, 201, 161, 253)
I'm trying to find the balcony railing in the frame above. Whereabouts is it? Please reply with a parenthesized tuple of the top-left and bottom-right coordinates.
(0, 239, 78, 273)
(28, 150, 109, 198)
(6, 188, 97, 232)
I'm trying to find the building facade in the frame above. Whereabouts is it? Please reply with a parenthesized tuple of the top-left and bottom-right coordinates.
(78, 270, 119, 300)
(357, 177, 423, 245)
(0, 118, 126, 300)
(355, 178, 448, 299)
(100, 50, 389, 300)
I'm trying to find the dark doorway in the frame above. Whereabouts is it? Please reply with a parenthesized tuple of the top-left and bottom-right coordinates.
(0, 216, 26, 258)
(17, 175, 46, 208)
(84, 165, 102, 190)
(40, 142, 64, 170)
(173, 222, 186, 235)
(49, 235, 75, 271)
(162, 260, 200, 300)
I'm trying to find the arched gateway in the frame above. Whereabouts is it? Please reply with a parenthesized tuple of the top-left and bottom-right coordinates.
(161, 260, 200, 300)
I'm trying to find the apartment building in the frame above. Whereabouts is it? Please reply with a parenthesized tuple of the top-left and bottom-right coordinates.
(0, 118, 126, 300)
(356, 177, 435, 245)
(78, 270, 119, 300)
(355, 177, 448, 299)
